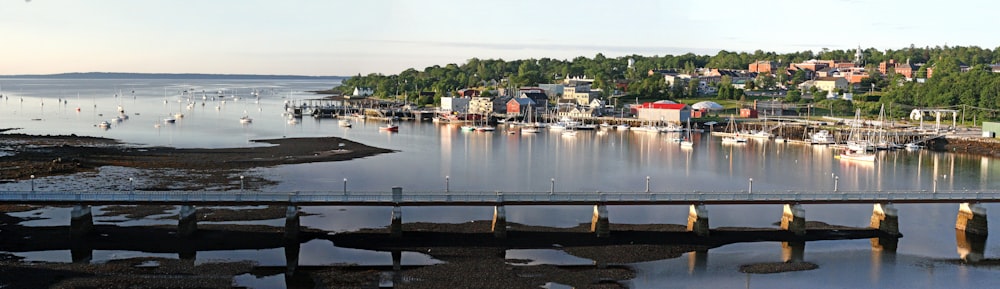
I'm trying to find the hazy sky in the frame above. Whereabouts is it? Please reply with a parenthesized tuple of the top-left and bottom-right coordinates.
(3, 0, 996, 76)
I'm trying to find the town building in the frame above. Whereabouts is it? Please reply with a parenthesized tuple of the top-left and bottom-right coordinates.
(561, 80, 600, 106)
(468, 97, 495, 115)
(798, 77, 849, 92)
(520, 92, 549, 110)
(748, 61, 775, 73)
(879, 59, 916, 79)
(635, 102, 691, 124)
(505, 98, 536, 117)
(349, 87, 373, 99)
(440, 97, 470, 113)
(457, 89, 480, 98)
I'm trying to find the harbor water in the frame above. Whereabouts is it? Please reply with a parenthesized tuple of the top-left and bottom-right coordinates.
(0, 77, 998, 288)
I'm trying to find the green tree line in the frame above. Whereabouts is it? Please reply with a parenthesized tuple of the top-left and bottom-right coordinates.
(337, 45, 1000, 122)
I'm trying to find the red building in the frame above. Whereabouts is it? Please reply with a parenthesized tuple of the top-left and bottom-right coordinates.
(505, 98, 536, 116)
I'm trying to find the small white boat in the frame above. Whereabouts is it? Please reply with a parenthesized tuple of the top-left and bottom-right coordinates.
(521, 126, 540, 134)
(98, 121, 111, 129)
(239, 116, 253, 124)
(838, 149, 876, 162)
(616, 124, 630, 131)
(904, 143, 922, 151)
(163, 118, 176, 124)
(810, 130, 835, 144)
(475, 125, 496, 132)
(338, 119, 352, 128)
(774, 136, 786, 143)
(722, 135, 748, 144)
(561, 129, 577, 137)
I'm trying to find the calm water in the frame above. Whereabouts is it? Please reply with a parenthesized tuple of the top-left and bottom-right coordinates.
(1, 78, 999, 288)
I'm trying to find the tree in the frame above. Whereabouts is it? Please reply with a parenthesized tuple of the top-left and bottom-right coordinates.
(687, 78, 700, 97)
(758, 72, 776, 90)
(786, 89, 802, 102)
(791, 70, 807, 86)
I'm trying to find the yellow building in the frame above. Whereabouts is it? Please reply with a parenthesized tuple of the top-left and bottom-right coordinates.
(813, 77, 849, 92)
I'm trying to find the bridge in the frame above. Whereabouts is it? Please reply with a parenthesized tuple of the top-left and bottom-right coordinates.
(0, 188, 991, 241)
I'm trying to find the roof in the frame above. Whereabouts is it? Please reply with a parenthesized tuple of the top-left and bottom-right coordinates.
(815, 77, 846, 82)
(508, 98, 535, 105)
(521, 92, 548, 100)
(639, 103, 689, 110)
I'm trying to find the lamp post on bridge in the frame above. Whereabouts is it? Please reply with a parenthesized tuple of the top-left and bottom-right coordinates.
(550, 178, 555, 194)
(748, 178, 753, 194)
(445, 175, 450, 193)
(30, 175, 34, 192)
(645, 176, 650, 193)
(129, 177, 134, 193)
(832, 174, 839, 192)
(240, 175, 245, 192)
(343, 178, 348, 195)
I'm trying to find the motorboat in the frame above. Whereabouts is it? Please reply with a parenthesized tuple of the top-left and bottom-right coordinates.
(838, 149, 876, 162)
(338, 118, 352, 128)
(379, 120, 399, 132)
(810, 130, 835, 144)
(239, 115, 253, 124)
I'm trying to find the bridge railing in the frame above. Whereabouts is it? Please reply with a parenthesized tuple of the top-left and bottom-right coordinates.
(1, 190, 1000, 204)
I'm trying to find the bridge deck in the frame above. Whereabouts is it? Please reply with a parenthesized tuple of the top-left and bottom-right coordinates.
(1, 190, 998, 206)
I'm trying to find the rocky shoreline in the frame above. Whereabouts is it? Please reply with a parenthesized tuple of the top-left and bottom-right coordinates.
(0, 130, 394, 190)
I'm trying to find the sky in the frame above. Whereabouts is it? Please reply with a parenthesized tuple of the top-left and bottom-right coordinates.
(2, 0, 997, 76)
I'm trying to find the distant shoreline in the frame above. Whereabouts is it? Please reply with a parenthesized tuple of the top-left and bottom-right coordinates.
(0, 72, 344, 80)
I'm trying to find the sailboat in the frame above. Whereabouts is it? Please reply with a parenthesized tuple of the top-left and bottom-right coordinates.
(721, 115, 747, 144)
(680, 118, 694, 149)
(239, 110, 253, 124)
(520, 105, 540, 134)
(338, 101, 352, 127)
(774, 122, 786, 143)
(838, 109, 876, 162)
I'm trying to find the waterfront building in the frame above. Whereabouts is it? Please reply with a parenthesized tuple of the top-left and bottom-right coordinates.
(636, 102, 691, 124)
(440, 97, 470, 114)
(505, 98, 536, 117)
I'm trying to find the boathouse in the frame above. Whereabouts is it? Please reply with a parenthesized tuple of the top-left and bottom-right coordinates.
(505, 98, 536, 117)
(636, 102, 691, 124)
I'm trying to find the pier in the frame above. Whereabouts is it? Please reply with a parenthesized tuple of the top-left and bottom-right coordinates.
(0, 188, 992, 240)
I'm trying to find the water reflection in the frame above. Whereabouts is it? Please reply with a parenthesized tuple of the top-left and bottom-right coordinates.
(687, 249, 707, 275)
(781, 241, 805, 263)
(956, 230, 987, 263)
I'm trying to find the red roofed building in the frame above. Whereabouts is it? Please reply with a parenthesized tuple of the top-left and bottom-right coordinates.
(636, 102, 691, 124)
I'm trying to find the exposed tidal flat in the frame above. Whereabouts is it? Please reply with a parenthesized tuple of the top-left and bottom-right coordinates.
(0, 77, 999, 288)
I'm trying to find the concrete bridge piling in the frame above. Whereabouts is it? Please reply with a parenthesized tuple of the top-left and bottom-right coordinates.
(686, 204, 710, 237)
(178, 205, 197, 237)
(492, 205, 507, 238)
(956, 202, 988, 236)
(870, 203, 900, 236)
(70, 205, 93, 237)
(781, 204, 806, 236)
(390, 187, 403, 238)
(285, 205, 300, 241)
(591, 204, 610, 238)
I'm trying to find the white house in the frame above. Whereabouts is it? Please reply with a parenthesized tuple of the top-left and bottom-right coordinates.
(440, 97, 470, 113)
(350, 87, 374, 98)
